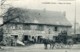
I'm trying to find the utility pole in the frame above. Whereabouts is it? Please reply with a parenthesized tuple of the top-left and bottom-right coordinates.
(74, 0, 76, 36)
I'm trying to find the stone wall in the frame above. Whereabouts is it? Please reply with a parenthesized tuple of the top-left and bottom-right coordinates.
(2, 23, 71, 41)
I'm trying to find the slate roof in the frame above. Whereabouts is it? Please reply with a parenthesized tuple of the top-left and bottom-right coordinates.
(3, 7, 72, 27)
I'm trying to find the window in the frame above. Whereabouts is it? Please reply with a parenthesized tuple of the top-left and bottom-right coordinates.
(31, 25, 37, 30)
(37, 25, 44, 31)
(48, 29, 51, 34)
(10, 24, 16, 30)
(11, 35, 18, 39)
(23, 24, 30, 30)
(54, 26, 58, 31)
(16, 24, 23, 30)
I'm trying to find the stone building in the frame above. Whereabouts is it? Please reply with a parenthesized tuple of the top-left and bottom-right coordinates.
(1, 7, 72, 43)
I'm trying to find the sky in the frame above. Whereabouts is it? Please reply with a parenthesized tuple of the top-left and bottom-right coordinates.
(0, 0, 80, 27)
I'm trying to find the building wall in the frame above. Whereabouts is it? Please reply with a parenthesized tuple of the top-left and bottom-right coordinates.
(2, 23, 71, 41)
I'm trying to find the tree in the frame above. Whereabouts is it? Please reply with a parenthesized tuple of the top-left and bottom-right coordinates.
(1, 0, 7, 6)
(0, 7, 26, 26)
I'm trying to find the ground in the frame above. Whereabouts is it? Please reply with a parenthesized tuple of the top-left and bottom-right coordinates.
(0, 44, 80, 52)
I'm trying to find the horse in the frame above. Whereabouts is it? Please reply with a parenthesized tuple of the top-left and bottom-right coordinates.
(49, 39, 55, 49)
(47, 36, 57, 49)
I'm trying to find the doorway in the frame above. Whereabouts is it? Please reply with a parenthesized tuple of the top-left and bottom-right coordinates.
(23, 35, 29, 41)
(37, 36, 42, 43)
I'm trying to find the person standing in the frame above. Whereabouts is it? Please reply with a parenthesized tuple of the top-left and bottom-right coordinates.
(43, 38, 48, 49)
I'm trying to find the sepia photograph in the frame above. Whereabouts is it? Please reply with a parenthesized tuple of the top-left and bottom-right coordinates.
(0, 0, 80, 52)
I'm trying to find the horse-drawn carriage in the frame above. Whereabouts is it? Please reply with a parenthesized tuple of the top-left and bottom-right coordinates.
(43, 31, 74, 49)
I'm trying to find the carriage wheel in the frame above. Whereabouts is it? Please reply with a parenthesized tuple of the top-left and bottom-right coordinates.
(54, 43, 63, 49)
